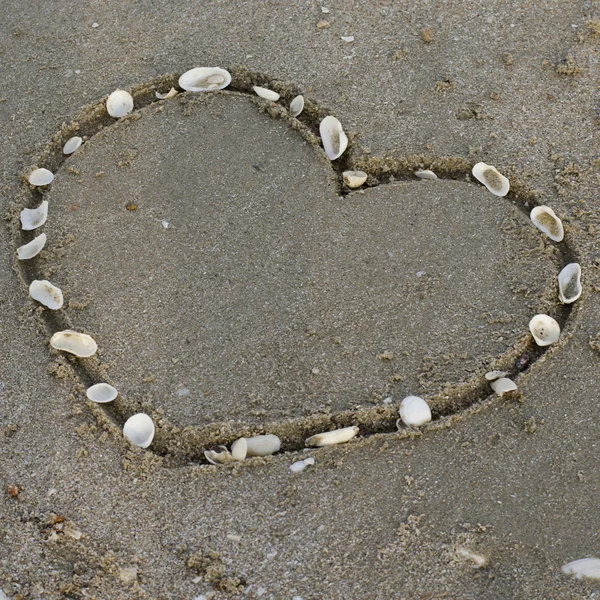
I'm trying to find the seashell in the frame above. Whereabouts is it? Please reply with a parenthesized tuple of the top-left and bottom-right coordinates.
(558, 263, 582, 304)
(123, 413, 155, 448)
(50, 330, 98, 357)
(530, 205, 564, 242)
(529, 314, 560, 346)
(289, 457, 315, 473)
(253, 86, 280, 102)
(343, 170, 368, 188)
(561, 557, 600, 580)
(485, 370, 508, 381)
(20, 201, 49, 231)
(415, 169, 438, 180)
(106, 89, 134, 118)
(472, 162, 510, 197)
(246, 434, 281, 457)
(341, 36, 355, 42)
(204, 446, 236, 465)
(319, 116, 348, 161)
(155, 88, 178, 100)
(456, 548, 488, 568)
(63, 136, 82, 155)
(490, 377, 517, 396)
(29, 280, 63, 310)
(28, 168, 54, 186)
(17, 233, 46, 260)
(230, 437, 248, 461)
(86, 383, 118, 403)
(398, 396, 432, 427)
(178, 67, 231, 92)
(305, 426, 359, 447)
(290, 94, 304, 117)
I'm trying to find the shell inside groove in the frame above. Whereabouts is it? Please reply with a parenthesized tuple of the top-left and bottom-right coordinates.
(178, 67, 231, 92)
(253, 86, 280, 102)
(399, 396, 432, 427)
(63, 136, 82, 155)
(558, 263, 582, 304)
(28, 168, 54, 186)
(490, 377, 517, 396)
(343, 170, 368, 188)
(415, 169, 438, 180)
(289, 457, 315, 473)
(20, 201, 49, 231)
(50, 330, 98, 357)
(561, 558, 600, 580)
(472, 162, 510, 197)
(106, 90, 134, 118)
(246, 434, 281, 457)
(290, 94, 304, 117)
(230, 437, 248, 461)
(17, 233, 46, 260)
(485, 370, 508, 381)
(529, 314, 560, 346)
(29, 280, 63, 310)
(530, 206, 564, 242)
(155, 88, 178, 100)
(319, 116, 348, 161)
(123, 413, 155, 448)
(86, 383, 118, 403)
(305, 426, 359, 447)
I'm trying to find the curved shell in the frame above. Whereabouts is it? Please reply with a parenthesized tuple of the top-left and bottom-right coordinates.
(289, 457, 315, 473)
(399, 396, 432, 427)
(415, 169, 438, 180)
(17, 233, 46, 260)
(155, 88, 178, 100)
(530, 206, 564, 242)
(204, 446, 235, 465)
(50, 330, 98, 357)
(123, 413, 155, 448)
(529, 314, 560, 346)
(178, 67, 231, 92)
(319, 116, 348, 161)
(490, 377, 517, 396)
(472, 162, 510, 196)
(558, 263, 582, 304)
(63, 136, 83, 155)
(253, 86, 280, 101)
(343, 170, 368, 188)
(106, 90, 134, 118)
(20, 201, 49, 231)
(86, 383, 118, 403)
(290, 94, 304, 117)
(246, 434, 281, 457)
(305, 426, 359, 447)
(485, 370, 508, 381)
(28, 168, 54, 186)
(29, 280, 63, 310)
(230, 437, 248, 461)
(561, 558, 600, 580)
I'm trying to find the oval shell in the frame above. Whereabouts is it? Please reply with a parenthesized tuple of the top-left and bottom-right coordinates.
(50, 330, 98, 357)
(253, 86, 280, 101)
(529, 314, 560, 346)
(472, 162, 510, 196)
(415, 169, 438, 180)
(123, 413, 155, 448)
(63, 136, 83, 155)
(530, 206, 564, 242)
(399, 396, 432, 427)
(231, 437, 248, 461)
(246, 434, 281, 457)
(558, 263, 581, 304)
(20, 201, 49, 231)
(490, 377, 517, 396)
(17, 233, 46, 260)
(29, 280, 63, 310)
(561, 558, 600, 580)
(106, 90, 134, 118)
(289, 457, 315, 473)
(86, 383, 118, 403)
(28, 168, 54, 187)
(178, 67, 231, 92)
(305, 426, 359, 447)
(343, 170, 368, 188)
(485, 370, 508, 381)
(290, 94, 304, 117)
(319, 116, 348, 161)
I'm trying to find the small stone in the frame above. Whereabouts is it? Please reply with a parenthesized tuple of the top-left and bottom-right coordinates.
(316, 20, 330, 29)
(119, 567, 138, 585)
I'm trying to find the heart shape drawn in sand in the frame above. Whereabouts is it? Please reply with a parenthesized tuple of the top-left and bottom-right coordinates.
(13, 68, 576, 464)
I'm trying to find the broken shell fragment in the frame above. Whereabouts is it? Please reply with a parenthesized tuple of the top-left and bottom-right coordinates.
(29, 280, 63, 310)
(106, 90, 134, 118)
(63, 136, 82, 155)
(290, 457, 315, 473)
(485, 370, 508, 381)
(28, 168, 54, 186)
(290, 94, 304, 117)
(561, 557, 600, 580)
(50, 330, 98, 357)
(20, 201, 49, 231)
(558, 263, 582, 304)
(490, 377, 517, 396)
(123, 413, 155, 448)
(178, 67, 231, 92)
(231, 437, 248, 461)
(155, 88, 178, 100)
(319, 116, 348, 160)
(415, 169, 438, 180)
(246, 434, 281, 457)
(204, 447, 236, 465)
(529, 314, 560, 346)
(343, 170, 368, 188)
(399, 396, 432, 427)
(530, 205, 564, 242)
(305, 426, 359, 447)
(472, 162, 510, 197)
(253, 86, 280, 101)
(17, 233, 46, 260)
(86, 383, 118, 403)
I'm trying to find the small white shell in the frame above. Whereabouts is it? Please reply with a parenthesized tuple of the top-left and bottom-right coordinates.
(246, 434, 281, 457)
(253, 86, 280, 102)
(558, 263, 582, 304)
(106, 90, 134, 118)
(319, 116, 348, 161)
(204, 447, 235, 465)
(123, 413, 155, 448)
(17, 233, 46, 260)
(485, 370, 508, 381)
(305, 426, 359, 447)
(50, 330, 98, 357)
(20, 201, 49, 231)
(530, 206, 564, 242)
(343, 170, 368, 188)
(490, 377, 517, 396)
(155, 88, 178, 100)
(529, 314, 560, 346)
(86, 383, 118, 403)
(472, 162, 510, 197)
(341, 35, 355, 42)
(290, 95, 304, 117)
(289, 457, 315, 473)
(230, 437, 248, 461)
(28, 168, 54, 186)
(29, 280, 63, 310)
(415, 169, 438, 180)
(178, 67, 231, 92)
(561, 558, 600, 580)
(399, 396, 432, 427)
(63, 136, 82, 155)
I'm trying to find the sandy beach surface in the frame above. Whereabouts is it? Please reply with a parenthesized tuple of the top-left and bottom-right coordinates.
(1, 1, 600, 598)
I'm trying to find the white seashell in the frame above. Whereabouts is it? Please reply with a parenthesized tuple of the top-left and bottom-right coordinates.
(253, 86, 280, 101)
(123, 413, 155, 448)
(529, 314, 560, 346)
(50, 330, 98, 357)
(246, 434, 281, 457)
(290, 94, 304, 117)
(20, 201, 49, 231)
(561, 557, 600, 580)
(399, 396, 432, 427)
(319, 116, 348, 161)
(485, 370, 508, 381)
(230, 437, 248, 461)
(28, 168, 54, 186)
(415, 169, 438, 180)
(29, 280, 63, 310)
(86, 383, 118, 403)
(343, 170, 368, 188)
(456, 548, 488, 568)
(472, 162, 510, 197)
(178, 67, 231, 92)
(17, 233, 46, 260)
(490, 377, 517, 396)
(289, 457, 315, 473)
(63, 136, 82, 155)
(106, 90, 134, 118)
(530, 206, 564, 242)
(305, 426, 359, 447)
(204, 447, 236, 465)
(558, 263, 582, 304)
(341, 36, 355, 42)
(155, 88, 178, 100)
